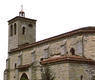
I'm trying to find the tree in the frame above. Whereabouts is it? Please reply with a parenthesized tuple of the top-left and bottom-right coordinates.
(41, 66, 55, 80)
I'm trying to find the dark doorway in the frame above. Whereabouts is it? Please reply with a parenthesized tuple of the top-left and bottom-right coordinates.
(20, 73, 28, 80)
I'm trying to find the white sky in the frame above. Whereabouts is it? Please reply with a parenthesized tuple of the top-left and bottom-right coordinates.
(1, 0, 95, 80)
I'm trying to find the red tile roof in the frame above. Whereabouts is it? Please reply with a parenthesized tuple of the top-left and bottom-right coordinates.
(40, 55, 95, 65)
(9, 27, 95, 53)
(17, 64, 30, 69)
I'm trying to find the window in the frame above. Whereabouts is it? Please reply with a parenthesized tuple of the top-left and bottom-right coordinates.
(10, 25, 13, 36)
(22, 27, 25, 35)
(14, 63, 16, 69)
(31, 51, 36, 63)
(70, 48, 75, 55)
(28, 24, 33, 27)
(14, 23, 16, 35)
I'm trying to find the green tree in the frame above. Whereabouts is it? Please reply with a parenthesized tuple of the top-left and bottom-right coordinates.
(41, 66, 55, 80)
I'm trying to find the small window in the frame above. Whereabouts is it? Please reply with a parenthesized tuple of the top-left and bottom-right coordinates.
(14, 23, 16, 35)
(10, 25, 13, 36)
(70, 48, 75, 55)
(22, 27, 25, 35)
(14, 63, 16, 68)
(28, 24, 33, 27)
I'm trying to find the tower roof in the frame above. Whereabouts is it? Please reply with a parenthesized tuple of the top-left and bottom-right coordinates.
(8, 16, 36, 23)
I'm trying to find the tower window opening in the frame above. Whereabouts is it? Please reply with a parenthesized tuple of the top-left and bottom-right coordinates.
(14, 63, 16, 69)
(14, 23, 16, 35)
(70, 48, 75, 55)
(22, 27, 25, 35)
(10, 25, 13, 36)
(28, 24, 33, 27)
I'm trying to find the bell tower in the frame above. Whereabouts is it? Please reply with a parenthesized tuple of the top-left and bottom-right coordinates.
(8, 8, 36, 51)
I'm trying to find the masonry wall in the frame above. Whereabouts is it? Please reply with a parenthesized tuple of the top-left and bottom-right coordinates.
(50, 63, 69, 80)
(8, 21, 19, 51)
(7, 33, 95, 80)
(84, 33, 95, 60)
(69, 62, 95, 80)
(8, 18, 36, 51)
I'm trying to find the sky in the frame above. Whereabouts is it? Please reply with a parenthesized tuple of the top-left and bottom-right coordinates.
(1, 0, 95, 80)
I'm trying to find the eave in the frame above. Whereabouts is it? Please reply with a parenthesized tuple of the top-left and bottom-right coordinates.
(40, 55, 95, 65)
(16, 64, 30, 70)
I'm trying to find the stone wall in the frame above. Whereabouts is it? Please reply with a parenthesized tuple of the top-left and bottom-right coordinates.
(50, 63, 69, 80)
(7, 33, 95, 80)
(84, 33, 95, 60)
(8, 17, 36, 51)
(69, 62, 95, 80)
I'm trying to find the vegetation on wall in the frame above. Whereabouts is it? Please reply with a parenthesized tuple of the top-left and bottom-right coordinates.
(41, 66, 55, 80)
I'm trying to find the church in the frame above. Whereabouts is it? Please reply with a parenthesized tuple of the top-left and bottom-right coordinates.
(4, 9, 95, 80)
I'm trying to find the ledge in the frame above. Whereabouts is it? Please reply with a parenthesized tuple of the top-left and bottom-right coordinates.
(40, 55, 95, 65)
(16, 64, 31, 70)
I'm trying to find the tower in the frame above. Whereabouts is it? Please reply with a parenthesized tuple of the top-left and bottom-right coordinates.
(8, 9, 36, 51)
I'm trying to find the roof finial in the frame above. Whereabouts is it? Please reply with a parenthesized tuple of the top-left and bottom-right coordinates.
(21, 5, 23, 11)
(19, 5, 25, 17)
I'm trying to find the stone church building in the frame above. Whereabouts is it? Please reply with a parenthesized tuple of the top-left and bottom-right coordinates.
(4, 9, 95, 80)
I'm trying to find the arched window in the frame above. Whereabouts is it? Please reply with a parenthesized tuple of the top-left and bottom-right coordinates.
(14, 23, 16, 35)
(70, 48, 75, 55)
(20, 73, 28, 80)
(10, 25, 13, 36)
(22, 27, 25, 35)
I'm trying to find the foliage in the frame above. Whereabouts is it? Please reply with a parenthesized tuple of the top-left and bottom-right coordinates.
(41, 66, 55, 80)
(20, 77, 27, 80)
